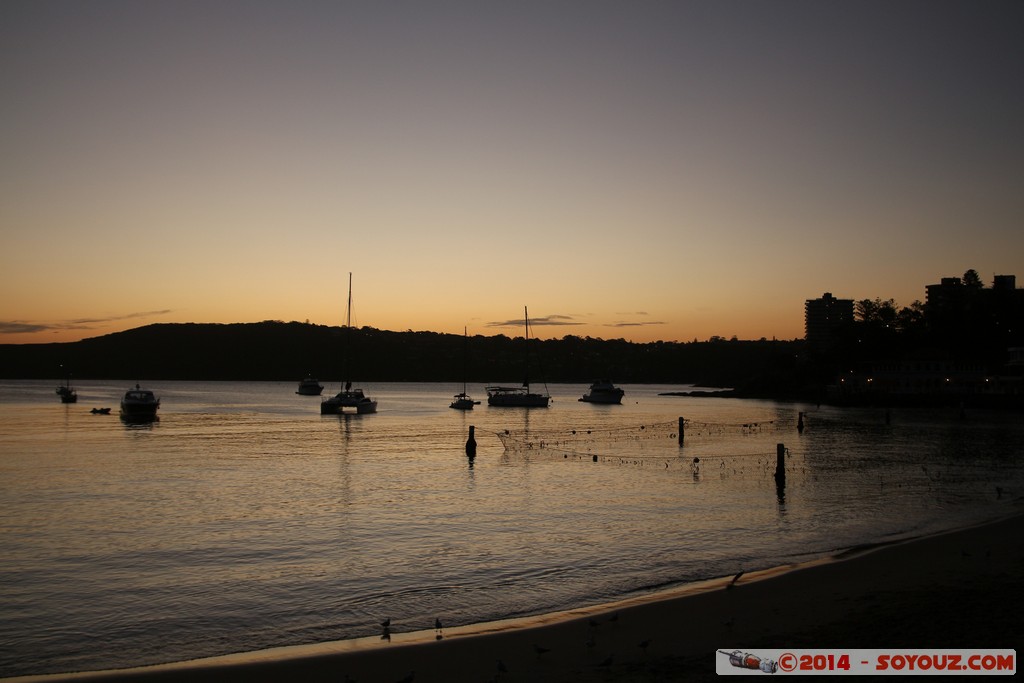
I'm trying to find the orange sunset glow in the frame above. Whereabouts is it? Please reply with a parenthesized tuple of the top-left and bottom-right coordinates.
(2, 1, 1022, 345)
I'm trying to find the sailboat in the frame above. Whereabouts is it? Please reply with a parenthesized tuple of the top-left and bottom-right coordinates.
(486, 307, 551, 408)
(56, 371, 77, 404)
(450, 327, 480, 410)
(321, 273, 378, 415)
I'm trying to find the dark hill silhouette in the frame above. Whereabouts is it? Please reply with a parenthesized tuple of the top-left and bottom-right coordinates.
(0, 322, 805, 391)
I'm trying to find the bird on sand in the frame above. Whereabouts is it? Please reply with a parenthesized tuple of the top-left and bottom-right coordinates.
(381, 618, 391, 628)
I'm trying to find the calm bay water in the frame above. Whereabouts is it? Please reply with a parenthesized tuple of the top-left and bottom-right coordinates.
(1, 380, 1021, 677)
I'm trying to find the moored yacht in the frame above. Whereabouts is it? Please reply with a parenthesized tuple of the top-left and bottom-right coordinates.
(579, 380, 625, 404)
(450, 327, 479, 409)
(486, 307, 550, 408)
(56, 376, 77, 404)
(121, 384, 160, 418)
(321, 381, 378, 415)
(296, 375, 324, 395)
(450, 392, 480, 410)
(486, 384, 550, 407)
(320, 274, 377, 415)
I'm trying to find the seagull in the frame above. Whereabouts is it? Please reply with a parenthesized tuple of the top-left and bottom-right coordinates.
(435, 618, 443, 631)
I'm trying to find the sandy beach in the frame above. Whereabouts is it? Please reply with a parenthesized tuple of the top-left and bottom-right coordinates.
(10, 511, 1021, 683)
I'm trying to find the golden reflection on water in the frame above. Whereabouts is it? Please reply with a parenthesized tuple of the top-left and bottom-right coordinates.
(1, 380, 1021, 677)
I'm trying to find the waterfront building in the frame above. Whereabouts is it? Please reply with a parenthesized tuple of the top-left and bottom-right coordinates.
(804, 292, 854, 353)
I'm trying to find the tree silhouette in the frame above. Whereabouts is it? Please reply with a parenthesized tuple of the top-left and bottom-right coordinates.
(855, 298, 898, 326)
(963, 269, 983, 288)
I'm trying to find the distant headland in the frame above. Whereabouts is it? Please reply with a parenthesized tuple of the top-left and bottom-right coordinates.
(0, 321, 804, 390)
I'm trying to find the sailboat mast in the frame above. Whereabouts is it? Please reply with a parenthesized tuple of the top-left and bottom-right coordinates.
(346, 272, 353, 328)
(462, 326, 468, 395)
(523, 305, 530, 390)
(343, 272, 353, 387)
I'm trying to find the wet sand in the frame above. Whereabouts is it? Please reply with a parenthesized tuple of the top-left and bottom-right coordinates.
(10, 512, 1022, 683)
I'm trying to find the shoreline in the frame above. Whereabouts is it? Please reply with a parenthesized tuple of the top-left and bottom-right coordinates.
(8, 510, 1022, 682)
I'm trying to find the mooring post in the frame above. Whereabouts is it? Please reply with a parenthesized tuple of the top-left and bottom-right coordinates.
(466, 425, 477, 458)
(797, 412, 804, 433)
(678, 417, 685, 446)
(774, 443, 786, 489)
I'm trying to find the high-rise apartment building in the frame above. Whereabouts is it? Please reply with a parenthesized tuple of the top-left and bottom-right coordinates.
(805, 292, 854, 350)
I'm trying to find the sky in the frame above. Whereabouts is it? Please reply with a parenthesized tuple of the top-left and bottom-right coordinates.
(2, 0, 1022, 345)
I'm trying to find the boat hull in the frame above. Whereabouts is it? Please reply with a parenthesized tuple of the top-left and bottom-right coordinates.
(450, 392, 478, 410)
(321, 391, 377, 414)
(579, 391, 624, 405)
(120, 404, 159, 418)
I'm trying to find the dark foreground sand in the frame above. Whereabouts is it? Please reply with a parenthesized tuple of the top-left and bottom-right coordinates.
(11, 512, 1022, 683)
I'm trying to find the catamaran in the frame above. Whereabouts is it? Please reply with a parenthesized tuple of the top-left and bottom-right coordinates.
(321, 274, 378, 415)
(486, 307, 551, 408)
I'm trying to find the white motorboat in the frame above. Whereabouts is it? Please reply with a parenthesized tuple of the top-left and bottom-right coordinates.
(121, 384, 160, 418)
(296, 375, 324, 395)
(579, 380, 625, 404)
